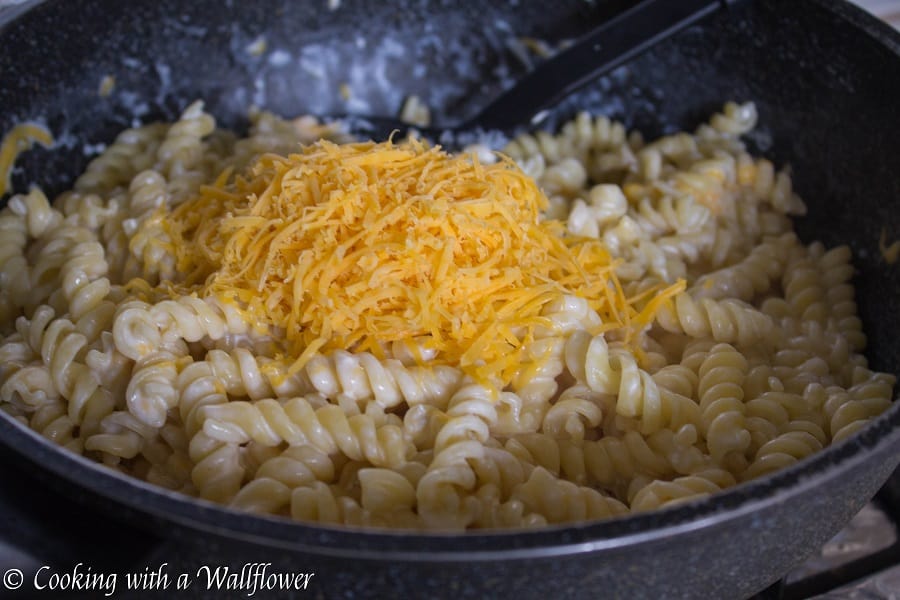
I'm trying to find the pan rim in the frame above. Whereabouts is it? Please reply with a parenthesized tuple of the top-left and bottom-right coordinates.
(0, 0, 898, 560)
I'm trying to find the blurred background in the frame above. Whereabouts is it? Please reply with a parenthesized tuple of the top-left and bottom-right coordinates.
(853, 0, 900, 28)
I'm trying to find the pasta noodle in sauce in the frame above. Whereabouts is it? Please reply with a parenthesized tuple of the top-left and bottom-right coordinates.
(0, 100, 893, 530)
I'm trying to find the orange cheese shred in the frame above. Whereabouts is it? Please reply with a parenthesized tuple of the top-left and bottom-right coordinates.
(0, 122, 53, 197)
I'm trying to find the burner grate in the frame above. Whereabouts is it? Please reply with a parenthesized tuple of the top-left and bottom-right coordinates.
(753, 474, 900, 599)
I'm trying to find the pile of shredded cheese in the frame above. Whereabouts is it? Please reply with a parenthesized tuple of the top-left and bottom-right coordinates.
(164, 139, 682, 384)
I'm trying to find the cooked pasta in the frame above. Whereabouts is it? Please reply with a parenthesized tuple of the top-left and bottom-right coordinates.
(0, 100, 894, 530)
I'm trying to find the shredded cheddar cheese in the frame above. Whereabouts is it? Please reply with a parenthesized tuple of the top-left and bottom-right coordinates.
(0, 122, 53, 197)
(161, 138, 682, 384)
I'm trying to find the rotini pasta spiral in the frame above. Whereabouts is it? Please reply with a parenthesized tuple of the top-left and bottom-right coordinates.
(172, 358, 244, 502)
(303, 349, 463, 411)
(630, 468, 735, 512)
(510, 431, 675, 497)
(541, 384, 604, 442)
(778, 246, 829, 324)
(126, 344, 184, 428)
(74, 123, 168, 195)
(565, 184, 629, 239)
(511, 466, 628, 524)
(696, 343, 751, 467)
(825, 372, 895, 443)
(816, 244, 865, 351)
(85, 409, 159, 462)
(229, 445, 336, 516)
(156, 100, 216, 196)
(15, 308, 115, 437)
(28, 400, 82, 452)
(199, 396, 412, 468)
(692, 233, 796, 302)
(0, 190, 61, 324)
(656, 293, 775, 348)
(742, 429, 823, 481)
(413, 383, 523, 529)
(1, 359, 58, 412)
(122, 169, 174, 282)
(564, 331, 701, 435)
(113, 296, 247, 362)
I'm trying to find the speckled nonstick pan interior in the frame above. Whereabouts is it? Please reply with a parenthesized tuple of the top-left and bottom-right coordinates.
(0, 1, 898, 598)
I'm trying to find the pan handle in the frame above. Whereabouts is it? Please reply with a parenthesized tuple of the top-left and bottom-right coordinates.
(469, 0, 743, 131)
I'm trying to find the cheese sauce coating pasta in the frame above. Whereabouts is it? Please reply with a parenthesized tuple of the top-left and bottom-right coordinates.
(0, 101, 894, 530)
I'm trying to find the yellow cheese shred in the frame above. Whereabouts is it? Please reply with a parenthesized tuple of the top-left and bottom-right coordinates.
(163, 138, 682, 385)
(0, 122, 53, 197)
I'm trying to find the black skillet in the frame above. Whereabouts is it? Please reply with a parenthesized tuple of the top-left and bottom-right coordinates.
(0, 1, 899, 598)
